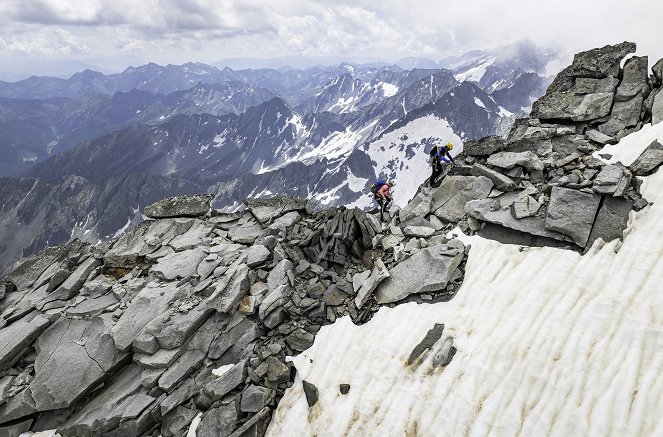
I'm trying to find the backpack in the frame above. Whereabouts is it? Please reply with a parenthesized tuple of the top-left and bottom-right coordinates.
(370, 178, 386, 194)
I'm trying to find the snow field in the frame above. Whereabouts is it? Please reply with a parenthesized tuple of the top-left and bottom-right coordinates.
(267, 146, 663, 435)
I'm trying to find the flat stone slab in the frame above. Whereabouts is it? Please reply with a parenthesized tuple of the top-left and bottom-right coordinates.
(375, 242, 465, 304)
(465, 192, 572, 243)
(0, 311, 51, 373)
(144, 194, 213, 219)
(244, 197, 310, 224)
(545, 187, 601, 247)
(630, 140, 663, 175)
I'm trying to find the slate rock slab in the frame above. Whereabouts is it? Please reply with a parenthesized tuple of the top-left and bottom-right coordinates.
(375, 242, 465, 304)
(144, 194, 213, 218)
(244, 197, 310, 224)
(30, 314, 127, 411)
(585, 197, 633, 250)
(0, 311, 50, 373)
(630, 140, 663, 175)
(545, 187, 601, 247)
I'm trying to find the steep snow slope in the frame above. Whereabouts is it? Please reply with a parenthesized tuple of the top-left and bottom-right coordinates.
(357, 115, 461, 208)
(267, 136, 663, 436)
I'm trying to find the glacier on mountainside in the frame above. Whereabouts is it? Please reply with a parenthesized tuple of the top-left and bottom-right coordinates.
(267, 127, 663, 436)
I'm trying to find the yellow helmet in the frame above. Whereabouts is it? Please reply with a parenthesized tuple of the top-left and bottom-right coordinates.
(446, 143, 454, 151)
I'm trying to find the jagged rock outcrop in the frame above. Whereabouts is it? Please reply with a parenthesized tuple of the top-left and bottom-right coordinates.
(0, 193, 468, 436)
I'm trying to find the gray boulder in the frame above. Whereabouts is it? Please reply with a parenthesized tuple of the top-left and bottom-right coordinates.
(586, 129, 618, 145)
(630, 140, 663, 175)
(57, 365, 153, 436)
(355, 259, 390, 309)
(151, 247, 207, 280)
(652, 89, 663, 125)
(407, 323, 445, 365)
(241, 385, 273, 413)
(653, 58, 663, 85)
(375, 242, 465, 304)
(197, 402, 239, 437)
(0, 311, 50, 373)
(510, 194, 541, 219)
(302, 381, 319, 407)
(228, 223, 262, 244)
(545, 187, 601, 247)
(463, 136, 506, 156)
(585, 197, 633, 250)
(470, 164, 516, 191)
(615, 56, 649, 101)
(598, 94, 644, 138)
(30, 314, 127, 411)
(204, 359, 248, 401)
(592, 164, 631, 196)
(487, 151, 544, 171)
(430, 176, 493, 222)
(465, 193, 571, 243)
(244, 197, 310, 224)
(144, 194, 213, 219)
(398, 191, 432, 223)
(112, 282, 187, 351)
(268, 211, 301, 230)
(403, 226, 435, 238)
(245, 245, 271, 268)
(4, 245, 68, 291)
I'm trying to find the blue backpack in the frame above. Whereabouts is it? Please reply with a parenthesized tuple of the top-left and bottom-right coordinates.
(370, 178, 386, 194)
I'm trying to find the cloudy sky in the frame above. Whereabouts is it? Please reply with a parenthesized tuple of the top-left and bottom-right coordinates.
(1, 0, 662, 73)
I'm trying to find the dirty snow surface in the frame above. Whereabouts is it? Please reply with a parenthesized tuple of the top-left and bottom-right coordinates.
(267, 169, 663, 435)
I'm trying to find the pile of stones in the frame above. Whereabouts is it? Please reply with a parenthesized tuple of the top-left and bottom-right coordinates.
(407, 41, 663, 252)
(0, 191, 465, 436)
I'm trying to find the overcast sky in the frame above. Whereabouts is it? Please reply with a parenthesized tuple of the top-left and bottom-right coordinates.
(1, 0, 662, 72)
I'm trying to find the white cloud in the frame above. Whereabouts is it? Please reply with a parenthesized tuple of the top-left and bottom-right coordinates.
(0, 0, 661, 69)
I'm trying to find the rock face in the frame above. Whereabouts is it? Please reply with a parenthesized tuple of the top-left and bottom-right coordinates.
(0, 191, 469, 436)
(144, 194, 213, 218)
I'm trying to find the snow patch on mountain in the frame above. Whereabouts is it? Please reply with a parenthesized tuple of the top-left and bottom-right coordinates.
(268, 166, 663, 436)
(454, 56, 496, 83)
(594, 122, 663, 166)
(360, 115, 462, 208)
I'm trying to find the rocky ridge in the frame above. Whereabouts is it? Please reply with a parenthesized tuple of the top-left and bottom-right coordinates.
(2, 41, 663, 437)
(0, 192, 466, 436)
(405, 42, 663, 252)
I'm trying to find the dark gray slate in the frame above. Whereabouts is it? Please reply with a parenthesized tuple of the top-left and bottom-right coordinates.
(375, 242, 465, 304)
(465, 193, 571, 243)
(197, 401, 239, 437)
(545, 187, 601, 247)
(144, 194, 213, 218)
(585, 197, 633, 250)
(286, 328, 315, 352)
(57, 365, 153, 436)
(407, 323, 445, 365)
(470, 164, 516, 191)
(531, 42, 636, 121)
(463, 136, 506, 156)
(204, 359, 248, 401)
(244, 197, 310, 224)
(630, 141, 663, 175)
(240, 385, 273, 413)
(302, 381, 319, 407)
(30, 314, 128, 411)
(0, 311, 50, 373)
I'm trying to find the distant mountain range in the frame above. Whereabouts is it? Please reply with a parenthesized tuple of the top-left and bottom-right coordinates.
(0, 39, 562, 274)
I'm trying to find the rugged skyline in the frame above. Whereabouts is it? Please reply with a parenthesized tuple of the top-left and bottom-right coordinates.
(1, 0, 662, 76)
